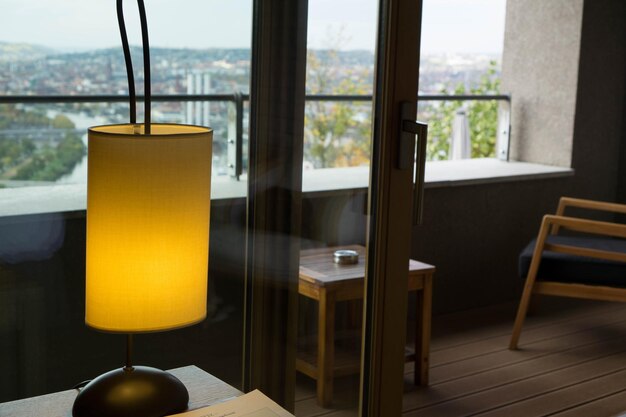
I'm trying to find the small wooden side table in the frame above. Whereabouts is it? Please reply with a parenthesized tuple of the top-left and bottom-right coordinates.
(0, 365, 241, 417)
(297, 245, 435, 407)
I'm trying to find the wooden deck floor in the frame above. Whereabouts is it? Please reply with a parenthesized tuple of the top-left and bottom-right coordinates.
(295, 299, 626, 416)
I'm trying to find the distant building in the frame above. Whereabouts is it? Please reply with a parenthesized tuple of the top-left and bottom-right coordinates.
(185, 72, 211, 126)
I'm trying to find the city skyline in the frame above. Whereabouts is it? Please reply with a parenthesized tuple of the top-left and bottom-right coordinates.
(0, 0, 506, 53)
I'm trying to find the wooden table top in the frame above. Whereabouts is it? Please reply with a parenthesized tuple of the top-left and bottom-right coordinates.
(299, 245, 435, 286)
(0, 365, 241, 417)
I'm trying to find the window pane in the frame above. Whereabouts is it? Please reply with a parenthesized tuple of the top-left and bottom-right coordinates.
(418, 0, 507, 161)
(0, 1, 251, 191)
(296, 0, 377, 414)
(0, 0, 252, 403)
(303, 0, 377, 171)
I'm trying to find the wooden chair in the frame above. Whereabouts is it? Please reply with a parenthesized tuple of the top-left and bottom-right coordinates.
(509, 197, 626, 350)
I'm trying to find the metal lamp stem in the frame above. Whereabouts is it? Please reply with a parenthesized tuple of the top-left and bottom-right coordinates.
(116, 0, 151, 133)
(125, 334, 134, 371)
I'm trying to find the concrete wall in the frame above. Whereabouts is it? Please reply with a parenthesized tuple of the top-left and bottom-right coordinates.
(502, 0, 584, 167)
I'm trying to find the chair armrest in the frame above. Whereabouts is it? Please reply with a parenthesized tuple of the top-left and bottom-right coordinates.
(544, 214, 626, 239)
(538, 215, 626, 263)
(556, 197, 626, 215)
(552, 197, 626, 234)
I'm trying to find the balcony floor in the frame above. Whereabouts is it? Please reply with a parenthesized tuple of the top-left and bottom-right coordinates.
(295, 299, 626, 416)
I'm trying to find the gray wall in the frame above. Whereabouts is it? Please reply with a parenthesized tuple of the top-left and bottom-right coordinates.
(502, 0, 584, 167)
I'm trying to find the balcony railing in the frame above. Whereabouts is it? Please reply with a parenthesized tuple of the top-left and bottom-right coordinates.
(0, 93, 511, 182)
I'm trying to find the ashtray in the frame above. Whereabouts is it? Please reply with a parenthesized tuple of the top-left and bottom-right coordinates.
(333, 249, 359, 265)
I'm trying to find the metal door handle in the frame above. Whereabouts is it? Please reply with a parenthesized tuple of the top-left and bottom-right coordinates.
(398, 102, 428, 225)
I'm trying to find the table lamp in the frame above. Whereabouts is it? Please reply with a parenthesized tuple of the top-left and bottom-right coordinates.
(72, 2, 212, 416)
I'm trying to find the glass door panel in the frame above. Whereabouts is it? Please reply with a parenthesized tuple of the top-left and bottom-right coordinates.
(291, 0, 425, 415)
(295, 0, 378, 414)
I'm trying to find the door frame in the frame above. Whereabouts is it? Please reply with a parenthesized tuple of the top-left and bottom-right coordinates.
(244, 0, 308, 412)
(362, 0, 424, 414)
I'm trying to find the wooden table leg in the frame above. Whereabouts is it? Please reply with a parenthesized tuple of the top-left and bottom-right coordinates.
(317, 288, 335, 407)
(414, 273, 432, 385)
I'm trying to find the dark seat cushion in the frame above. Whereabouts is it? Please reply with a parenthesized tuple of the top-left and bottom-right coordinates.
(519, 235, 626, 287)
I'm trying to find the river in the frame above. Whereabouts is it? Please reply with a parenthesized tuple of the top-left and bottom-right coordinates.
(53, 112, 108, 185)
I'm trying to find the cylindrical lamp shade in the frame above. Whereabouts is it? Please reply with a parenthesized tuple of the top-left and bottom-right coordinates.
(86, 124, 212, 333)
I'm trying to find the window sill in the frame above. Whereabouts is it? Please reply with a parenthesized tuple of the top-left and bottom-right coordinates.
(423, 158, 573, 188)
(0, 159, 573, 219)
(301, 158, 573, 196)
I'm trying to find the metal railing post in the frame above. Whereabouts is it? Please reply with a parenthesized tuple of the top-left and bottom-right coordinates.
(227, 92, 244, 180)
(227, 97, 238, 179)
(497, 97, 512, 161)
(235, 93, 244, 179)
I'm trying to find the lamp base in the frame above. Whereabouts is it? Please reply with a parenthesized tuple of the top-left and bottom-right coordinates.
(72, 366, 189, 417)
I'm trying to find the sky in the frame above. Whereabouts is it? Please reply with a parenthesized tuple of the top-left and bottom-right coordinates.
(0, 0, 506, 54)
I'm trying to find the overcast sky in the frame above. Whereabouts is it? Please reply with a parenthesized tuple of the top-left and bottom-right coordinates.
(0, 0, 506, 53)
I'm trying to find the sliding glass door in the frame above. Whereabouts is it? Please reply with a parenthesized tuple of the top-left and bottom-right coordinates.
(244, 0, 425, 415)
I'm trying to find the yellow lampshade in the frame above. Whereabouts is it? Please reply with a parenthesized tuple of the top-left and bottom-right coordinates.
(85, 123, 212, 333)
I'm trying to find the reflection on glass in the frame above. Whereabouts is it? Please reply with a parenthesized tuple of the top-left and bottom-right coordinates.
(295, 0, 377, 415)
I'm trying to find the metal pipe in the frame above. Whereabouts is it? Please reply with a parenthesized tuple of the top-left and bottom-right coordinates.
(115, 0, 151, 132)
(0, 93, 510, 104)
(116, 0, 136, 124)
(137, 0, 151, 133)
(235, 92, 244, 179)
(124, 334, 134, 371)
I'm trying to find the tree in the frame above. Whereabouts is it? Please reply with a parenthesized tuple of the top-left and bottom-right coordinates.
(13, 133, 85, 181)
(422, 61, 501, 160)
(0, 105, 85, 181)
(467, 63, 500, 158)
(304, 49, 502, 167)
(304, 35, 373, 169)
(51, 114, 75, 129)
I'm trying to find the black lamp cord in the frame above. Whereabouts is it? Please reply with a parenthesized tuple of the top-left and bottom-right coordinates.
(116, 0, 151, 134)
(72, 380, 91, 390)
